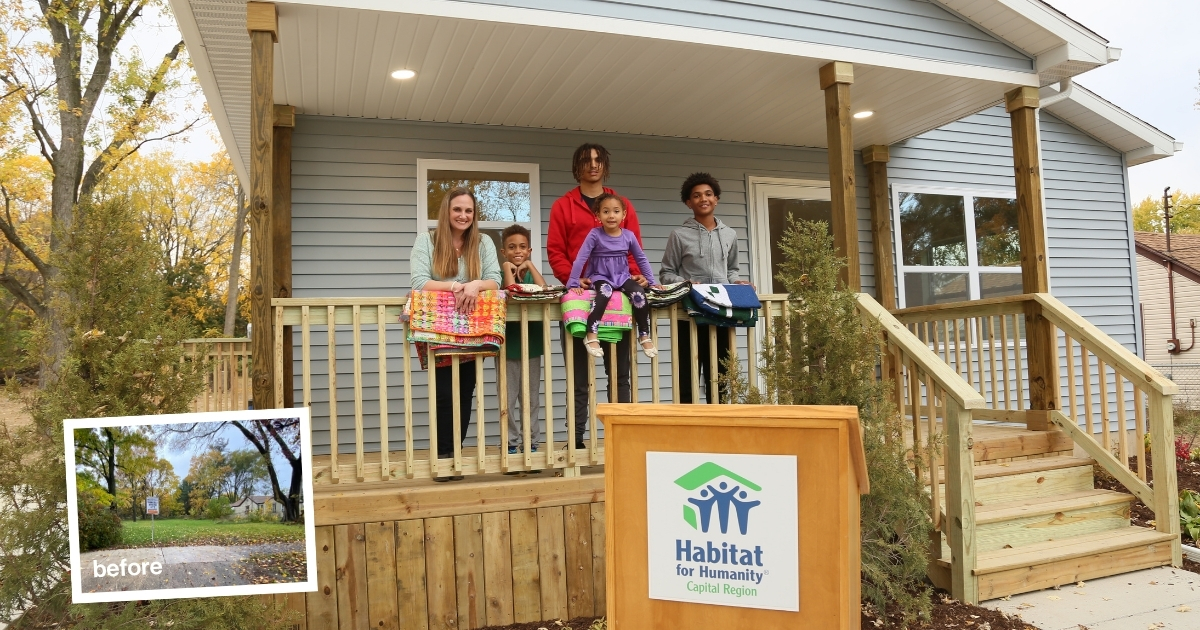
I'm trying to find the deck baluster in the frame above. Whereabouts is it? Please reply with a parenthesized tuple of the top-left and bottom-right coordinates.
(378, 304, 389, 480)
(327, 305, 339, 483)
(352, 304, 365, 482)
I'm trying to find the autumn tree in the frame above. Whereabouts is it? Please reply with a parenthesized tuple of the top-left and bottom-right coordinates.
(117, 441, 179, 521)
(98, 151, 242, 335)
(73, 426, 155, 510)
(0, 0, 199, 378)
(1133, 190, 1200, 233)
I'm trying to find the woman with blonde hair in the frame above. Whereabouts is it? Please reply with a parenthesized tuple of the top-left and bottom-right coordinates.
(410, 187, 503, 480)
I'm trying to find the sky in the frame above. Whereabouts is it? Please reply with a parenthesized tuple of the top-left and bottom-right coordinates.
(129, 0, 1197, 204)
(1046, 0, 1200, 204)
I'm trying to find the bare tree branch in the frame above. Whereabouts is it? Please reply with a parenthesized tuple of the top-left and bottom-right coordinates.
(0, 273, 46, 319)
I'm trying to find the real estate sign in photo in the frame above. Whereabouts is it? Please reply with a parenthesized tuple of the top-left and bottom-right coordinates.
(645, 451, 799, 611)
(64, 408, 317, 603)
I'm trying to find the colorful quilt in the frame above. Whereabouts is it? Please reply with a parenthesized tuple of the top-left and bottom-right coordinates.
(505, 284, 568, 302)
(646, 281, 691, 307)
(561, 288, 633, 343)
(403, 289, 507, 368)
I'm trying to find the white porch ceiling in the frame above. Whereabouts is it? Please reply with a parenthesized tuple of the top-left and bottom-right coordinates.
(174, 0, 1130, 187)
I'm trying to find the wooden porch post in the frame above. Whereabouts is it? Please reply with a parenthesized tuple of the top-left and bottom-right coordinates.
(863, 145, 894, 310)
(248, 2, 276, 408)
(1006, 86, 1057, 428)
(274, 104, 295, 408)
(820, 61, 860, 290)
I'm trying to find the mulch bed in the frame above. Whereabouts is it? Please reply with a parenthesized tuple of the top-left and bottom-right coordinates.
(480, 617, 602, 630)
(862, 590, 1042, 629)
(1092, 457, 1200, 545)
(477, 591, 1044, 629)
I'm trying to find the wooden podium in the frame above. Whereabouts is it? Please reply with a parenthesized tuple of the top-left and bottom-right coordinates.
(598, 403, 869, 629)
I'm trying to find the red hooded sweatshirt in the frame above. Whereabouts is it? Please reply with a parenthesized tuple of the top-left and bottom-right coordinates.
(547, 186, 643, 285)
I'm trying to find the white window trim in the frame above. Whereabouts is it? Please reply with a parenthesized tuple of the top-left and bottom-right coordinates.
(891, 184, 1022, 309)
(416, 159, 544, 270)
(746, 176, 830, 292)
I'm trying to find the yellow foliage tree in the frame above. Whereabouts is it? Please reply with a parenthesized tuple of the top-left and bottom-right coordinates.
(0, 0, 200, 378)
(1133, 190, 1200, 233)
(97, 150, 241, 335)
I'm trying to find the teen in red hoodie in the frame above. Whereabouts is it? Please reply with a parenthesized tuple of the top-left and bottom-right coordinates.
(548, 144, 645, 448)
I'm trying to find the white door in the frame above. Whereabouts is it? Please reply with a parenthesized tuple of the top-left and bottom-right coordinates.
(747, 177, 832, 294)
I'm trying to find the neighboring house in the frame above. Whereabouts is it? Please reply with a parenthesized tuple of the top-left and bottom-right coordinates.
(169, 0, 1184, 617)
(1136, 232, 1200, 404)
(230, 494, 286, 518)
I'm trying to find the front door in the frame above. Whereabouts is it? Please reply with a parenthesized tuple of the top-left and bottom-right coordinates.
(748, 178, 832, 293)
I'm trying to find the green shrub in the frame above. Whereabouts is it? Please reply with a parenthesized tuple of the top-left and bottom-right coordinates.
(204, 496, 233, 520)
(1181, 489, 1200, 540)
(722, 218, 933, 624)
(77, 497, 123, 552)
(242, 507, 279, 523)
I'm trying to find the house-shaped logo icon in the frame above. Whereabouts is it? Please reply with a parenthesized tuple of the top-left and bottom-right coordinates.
(675, 462, 763, 535)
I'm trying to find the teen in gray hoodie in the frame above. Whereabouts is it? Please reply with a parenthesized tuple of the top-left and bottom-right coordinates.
(661, 173, 740, 403)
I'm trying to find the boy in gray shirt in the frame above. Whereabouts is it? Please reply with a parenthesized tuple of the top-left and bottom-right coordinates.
(660, 173, 740, 404)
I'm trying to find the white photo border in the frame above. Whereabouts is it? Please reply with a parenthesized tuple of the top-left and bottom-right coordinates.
(65, 407, 318, 603)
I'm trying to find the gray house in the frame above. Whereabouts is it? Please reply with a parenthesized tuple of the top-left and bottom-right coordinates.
(172, 0, 1182, 623)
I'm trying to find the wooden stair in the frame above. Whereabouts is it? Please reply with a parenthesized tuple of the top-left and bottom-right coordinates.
(931, 427, 1173, 600)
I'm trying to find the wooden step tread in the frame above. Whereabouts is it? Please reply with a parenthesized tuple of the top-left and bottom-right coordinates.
(975, 489, 1132, 524)
(934, 456, 1095, 484)
(972, 456, 1095, 480)
(970, 527, 1175, 575)
(973, 429, 1074, 461)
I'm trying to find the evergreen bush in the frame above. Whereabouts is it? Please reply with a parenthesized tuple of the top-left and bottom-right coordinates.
(722, 218, 934, 624)
(0, 198, 295, 628)
(77, 496, 123, 552)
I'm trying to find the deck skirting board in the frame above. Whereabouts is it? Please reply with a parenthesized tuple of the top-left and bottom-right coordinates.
(306, 491, 607, 629)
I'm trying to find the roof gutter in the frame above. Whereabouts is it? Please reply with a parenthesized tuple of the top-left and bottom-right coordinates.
(1039, 78, 1074, 107)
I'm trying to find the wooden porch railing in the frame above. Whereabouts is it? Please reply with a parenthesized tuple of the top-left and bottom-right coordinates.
(892, 293, 1182, 567)
(182, 338, 252, 412)
(271, 295, 801, 484)
(856, 295, 988, 602)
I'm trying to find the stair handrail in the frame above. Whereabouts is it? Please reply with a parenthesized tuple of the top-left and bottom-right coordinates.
(1031, 293, 1178, 396)
(858, 293, 985, 602)
(856, 294, 986, 410)
(1032, 293, 1181, 566)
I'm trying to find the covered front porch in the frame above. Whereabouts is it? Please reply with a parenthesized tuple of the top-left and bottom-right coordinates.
(171, 0, 1180, 623)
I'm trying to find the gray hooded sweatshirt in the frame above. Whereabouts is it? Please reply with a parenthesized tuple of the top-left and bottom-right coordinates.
(659, 217, 739, 285)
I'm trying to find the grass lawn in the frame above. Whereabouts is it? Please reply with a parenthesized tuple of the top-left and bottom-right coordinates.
(120, 518, 305, 548)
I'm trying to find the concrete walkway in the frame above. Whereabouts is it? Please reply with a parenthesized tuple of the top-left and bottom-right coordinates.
(985, 566, 1200, 629)
(80, 542, 302, 593)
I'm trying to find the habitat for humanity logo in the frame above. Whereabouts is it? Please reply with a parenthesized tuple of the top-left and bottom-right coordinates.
(676, 462, 762, 535)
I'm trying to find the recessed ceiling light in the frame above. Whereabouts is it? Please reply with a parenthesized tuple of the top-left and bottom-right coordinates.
(853, 110, 874, 119)
(391, 69, 416, 80)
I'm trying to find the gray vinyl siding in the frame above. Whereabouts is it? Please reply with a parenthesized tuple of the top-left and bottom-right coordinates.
(887, 106, 1138, 353)
(462, 0, 1032, 72)
(291, 115, 871, 454)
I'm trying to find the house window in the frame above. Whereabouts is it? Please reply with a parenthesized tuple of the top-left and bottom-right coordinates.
(893, 186, 1022, 308)
(416, 160, 543, 268)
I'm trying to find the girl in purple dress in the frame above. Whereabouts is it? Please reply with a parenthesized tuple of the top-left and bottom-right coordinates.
(567, 193, 658, 358)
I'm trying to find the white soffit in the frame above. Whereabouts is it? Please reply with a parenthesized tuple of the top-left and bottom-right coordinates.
(1041, 82, 1182, 166)
(174, 0, 1045, 186)
(933, 0, 1119, 85)
(171, 0, 253, 186)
